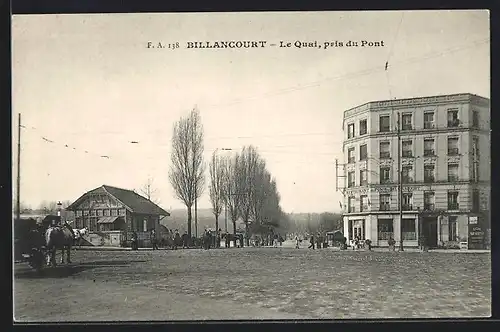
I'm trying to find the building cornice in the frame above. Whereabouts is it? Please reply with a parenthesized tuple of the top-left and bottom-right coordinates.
(344, 93, 490, 119)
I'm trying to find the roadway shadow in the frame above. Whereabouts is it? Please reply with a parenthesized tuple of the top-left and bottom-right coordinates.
(14, 260, 146, 279)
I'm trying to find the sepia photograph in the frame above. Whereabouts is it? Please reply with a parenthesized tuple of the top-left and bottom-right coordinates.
(12, 10, 491, 321)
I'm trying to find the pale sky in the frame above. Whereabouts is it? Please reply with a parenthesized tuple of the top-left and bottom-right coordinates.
(12, 10, 489, 213)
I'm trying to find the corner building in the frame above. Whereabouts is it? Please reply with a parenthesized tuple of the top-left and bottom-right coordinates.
(341, 93, 490, 249)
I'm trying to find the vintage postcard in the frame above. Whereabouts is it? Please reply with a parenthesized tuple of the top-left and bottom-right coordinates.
(12, 10, 490, 321)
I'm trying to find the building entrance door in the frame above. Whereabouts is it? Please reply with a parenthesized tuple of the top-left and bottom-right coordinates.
(422, 217, 438, 248)
(353, 220, 364, 240)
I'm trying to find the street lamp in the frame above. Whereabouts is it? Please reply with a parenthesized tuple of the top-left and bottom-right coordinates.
(56, 201, 63, 226)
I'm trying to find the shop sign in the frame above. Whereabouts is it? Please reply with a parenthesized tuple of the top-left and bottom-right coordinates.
(468, 219, 485, 250)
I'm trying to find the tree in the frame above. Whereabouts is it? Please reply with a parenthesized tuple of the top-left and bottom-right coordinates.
(169, 108, 206, 241)
(222, 153, 243, 240)
(238, 146, 262, 245)
(209, 151, 225, 235)
(140, 177, 161, 204)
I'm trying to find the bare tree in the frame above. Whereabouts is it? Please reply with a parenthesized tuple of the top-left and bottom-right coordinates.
(238, 146, 261, 246)
(169, 108, 205, 241)
(222, 153, 243, 241)
(209, 151, 225, 235)
(140, 177, 161, 204)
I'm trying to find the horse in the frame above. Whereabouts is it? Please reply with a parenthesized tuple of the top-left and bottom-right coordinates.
(72, 227, 89, 247)
(45, 225, 74, 266)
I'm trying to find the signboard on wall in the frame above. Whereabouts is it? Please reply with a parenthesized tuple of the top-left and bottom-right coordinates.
(468, 216, 485, 249)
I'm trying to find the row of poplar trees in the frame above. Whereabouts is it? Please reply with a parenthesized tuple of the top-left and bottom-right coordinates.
(168, 108, 285, 245)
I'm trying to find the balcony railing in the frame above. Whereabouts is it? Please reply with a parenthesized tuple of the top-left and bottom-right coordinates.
(380, 151, 391, 159)
(347, 182, 355, 188)
(423, 203, 435, 211)
(402, 232, 417, 241)
(379, 126, 391, 133)
(402, 124, 413, 131)
(379, 204, 391, 211)
(424, 149, 435, 156)
(402, 150, 413, 157)
(448, 203, 459, 210)
(424, 122, 434, 129)
(360, 154, 368, 161)
(424, 176, 435, 183)
(448, 148, 459, 155)
(380, 178, 392, 184)
(360, 205, 369, 212)
(348, 207, 356, 213)
(402, 204, 413, 211)
(348, 158, 355, 164)
(360, 181, 368, 186)
(448, 176, 460, 182)
(360, 128, 367, 135)
(448, 119, 460, 128)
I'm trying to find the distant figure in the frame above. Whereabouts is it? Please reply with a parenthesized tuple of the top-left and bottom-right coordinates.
(273, 233, 279, 248)
(295, 236, 300, 249)
(181, 231, 188, 248)
(217, 229, 222, 248)
(150, 229, 158, 250)
(174, 230, 181, 250)
(308, 234, 315, 249)
(131, 231, 138, 250)
(388, 236, 396, 251)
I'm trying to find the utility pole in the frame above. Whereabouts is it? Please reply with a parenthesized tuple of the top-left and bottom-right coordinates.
(16, 113, 21, 222)
(397, 112, 404, 251)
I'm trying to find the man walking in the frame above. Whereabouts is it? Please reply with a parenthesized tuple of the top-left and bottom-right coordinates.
(308, 234, 315, 249)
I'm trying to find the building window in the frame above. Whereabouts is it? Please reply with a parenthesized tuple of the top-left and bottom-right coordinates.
(359, 144, 367, 161)
(97, 209, 103, 217)
(402, 219, 416, 240)
(380, 141, 390, 159)
(348, 171, 355, 188)
(119, 208, 126, 216)
(90, 210, 96, 216)
(348, 147, 355, 163)
(402, 193, 413, 210)
(402, 166, 414, 183)
(379, 194, 391, 211)
(448, 191, 459, 210)
(401, 113, 412, 130)
(402, 140, 413, 157)
(83, 210, 89, 216)
(424, 191, 435, 210)
(472, 136, 480, 158)
(360, 119, 367, 135)
(103, 209, 110, 216)
(377, 219, 393, 240)
(424, 139, 435, 156)
(448, 163, 459, 182)
(424, 165, 435, 183)
(76, 210, 82, 217)
(348, 123, 355, 139)
(447, 109, 459, 127)
(472, 110, 479, 128)
(472, 190, 480, 212)
(360, 195, 368, 211)
(448, 137, 459, 155)
(448, 216, 458, 242)
(111, 209, 118, 216)
(380, 167, 391, 184)
(360, 169, 368, 186)
(379, 115, 390, 132)
(348, 197, 355, 213)
(424, 112, 434, 129)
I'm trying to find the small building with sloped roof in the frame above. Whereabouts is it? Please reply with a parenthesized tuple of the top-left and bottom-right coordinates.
(67, 185, 170, 234)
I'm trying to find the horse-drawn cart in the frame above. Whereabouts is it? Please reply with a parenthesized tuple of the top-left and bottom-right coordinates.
(14, 217, 47, 271)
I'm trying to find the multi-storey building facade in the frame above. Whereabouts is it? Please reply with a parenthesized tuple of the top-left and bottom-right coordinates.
(341, 93, 490, 249)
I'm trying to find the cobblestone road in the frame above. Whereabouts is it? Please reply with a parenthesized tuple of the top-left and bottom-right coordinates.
(13, 245, 491, 321)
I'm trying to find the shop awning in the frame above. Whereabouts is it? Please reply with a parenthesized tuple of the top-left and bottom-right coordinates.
(97, 216, 119, 224)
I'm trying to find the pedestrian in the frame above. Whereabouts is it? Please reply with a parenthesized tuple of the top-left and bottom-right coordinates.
(217, 229, 222, 248)
(131, 231, 138, 250)
(181, 231, 188, 248)
(150, 229, 158, 250)
(295, 235, 300, 249)
(308, 234, 315, 249)
(174, 229, 180, 250)
(273, 233, 278, 248)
